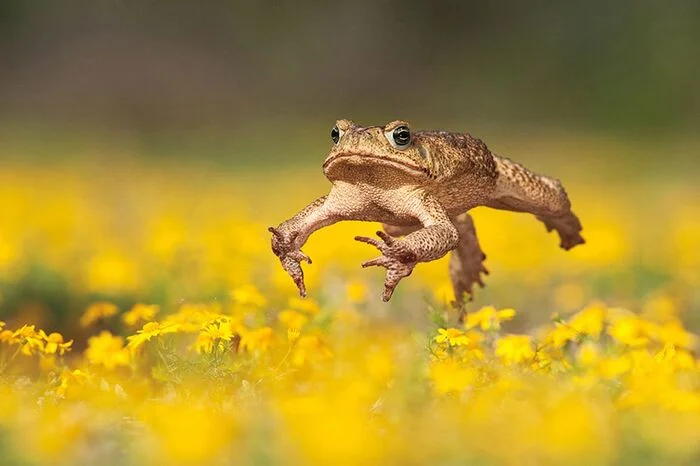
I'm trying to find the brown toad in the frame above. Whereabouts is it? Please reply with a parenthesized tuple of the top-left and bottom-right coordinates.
(269, 119, 584, 318)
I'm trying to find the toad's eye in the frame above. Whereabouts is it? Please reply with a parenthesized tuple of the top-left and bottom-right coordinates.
(391, 126, 411, 147)
(331, 126, 340, 144)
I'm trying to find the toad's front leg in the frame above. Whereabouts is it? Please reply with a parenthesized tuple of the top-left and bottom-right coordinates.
(270, 191, 361, 297)
(355, 195, 459, 301)
(269, 195, 343, 297)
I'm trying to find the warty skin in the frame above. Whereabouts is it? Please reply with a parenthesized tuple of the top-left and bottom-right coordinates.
(269, 119, 584, 320)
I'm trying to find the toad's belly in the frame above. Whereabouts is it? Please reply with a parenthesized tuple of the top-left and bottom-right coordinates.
(328, 181, 431, 225)
(349, 206, 419, 225)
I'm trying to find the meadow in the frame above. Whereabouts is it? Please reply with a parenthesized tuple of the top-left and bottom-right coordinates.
(0, 135, 699, 465)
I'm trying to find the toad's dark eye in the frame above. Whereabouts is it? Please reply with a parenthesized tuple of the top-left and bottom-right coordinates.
(392, 126, 411, 147)
(331, 126, 340, 144)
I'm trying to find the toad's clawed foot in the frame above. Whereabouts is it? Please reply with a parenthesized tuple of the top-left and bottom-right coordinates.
(355, 231, 417, 302)
(269, 226, 312, 297)
(536, 213, 585, 251)
(451, 256, 489, 305)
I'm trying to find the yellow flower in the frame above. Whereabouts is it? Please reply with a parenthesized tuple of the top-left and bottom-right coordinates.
(163, 303, 223, 333)
(0, 329, 12, 343)
(607, 316, 650, 347)
(460, 330, 487, 360)
(12, 324, 44, 355)
(122, 303, 160, 327)
(85, 331, 130, 369)
(534, 347, 572, 374)
(464, 306, 516, 331)
(495, 334, 535, 364)
(544, 323, 580, 348)
(126, 322, 180, 350)
(194, 320, 235, 354)
(568, 303, 607, 338)
(13, 324, 38, 339)
(56, 369, 90, 397)
(654, 343, 696, 370)
(287, 327, 301, 343)
(656, 320, 699, 350)
(544, 303, 607, 348)
(434, 328, 471, 347)
(80, 302, 118, 327)
(278, 309, 309, 329)
(203, 320, 235, 341)
(39, 331, 73, 355)
(239, 327, 275, 353)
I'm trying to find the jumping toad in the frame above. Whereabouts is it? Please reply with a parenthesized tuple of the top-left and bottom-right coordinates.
(269, 120, 584, 317)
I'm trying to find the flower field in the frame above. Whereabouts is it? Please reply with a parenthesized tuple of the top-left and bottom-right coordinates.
(1, 159, 699, 465)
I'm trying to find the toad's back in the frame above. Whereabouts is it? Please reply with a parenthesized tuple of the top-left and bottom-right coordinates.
(416, 130, 499, 213)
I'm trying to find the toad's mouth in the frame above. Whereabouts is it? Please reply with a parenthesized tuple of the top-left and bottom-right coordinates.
(322, 152, 429, 176)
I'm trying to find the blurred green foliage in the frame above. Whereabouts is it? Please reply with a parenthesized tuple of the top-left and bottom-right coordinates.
(0, 0, 698, 152)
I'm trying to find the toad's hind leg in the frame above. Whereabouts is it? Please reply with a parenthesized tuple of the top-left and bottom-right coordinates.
(383, 213, 488, 322)
(448, 213, 489, 312)
(487, 155, 585, 250)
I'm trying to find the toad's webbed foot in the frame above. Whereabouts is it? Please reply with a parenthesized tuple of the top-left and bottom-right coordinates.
(355, 231, 417, 302)
(489, 155, 585, 251)
(450, 256, 489, 302)
(536, 212, 585, 250)
(269, 226, 312, 297)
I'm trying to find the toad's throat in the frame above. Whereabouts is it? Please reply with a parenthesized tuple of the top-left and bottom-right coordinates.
(323, 152, 428, 175)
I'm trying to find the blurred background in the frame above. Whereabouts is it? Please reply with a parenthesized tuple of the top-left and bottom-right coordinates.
(1, 1, 698, 161)
(1, 0, 699, 335)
